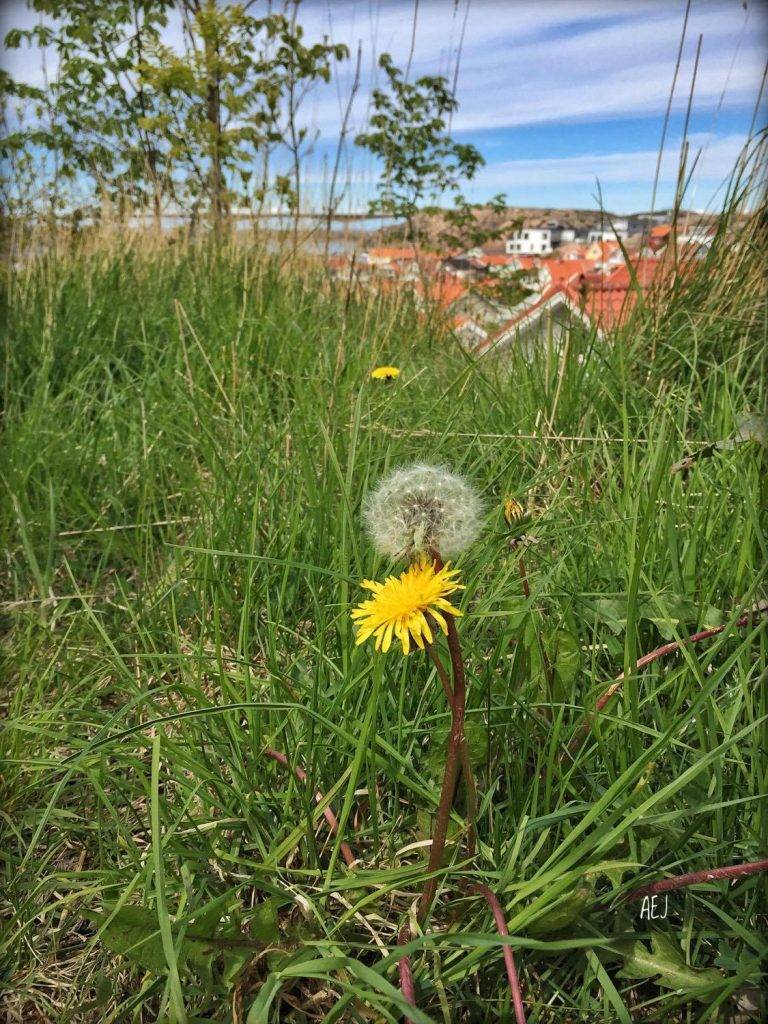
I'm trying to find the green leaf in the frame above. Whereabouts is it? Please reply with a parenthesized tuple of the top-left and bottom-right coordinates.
(553, 630, 581, 686)
(735, 411, 768, 445)
(425, 717, 487, 782)
(593, 597, 628, 634)
(86, 901, 266, 975)
(497, 594, 529, 630)
(617, 931, 724, 999)
(250, 897, 280, 946)
(527, 881, 593, 935)
(86, 905, 171, 972)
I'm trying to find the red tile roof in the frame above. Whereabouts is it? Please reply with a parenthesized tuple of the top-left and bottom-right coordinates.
(557, 242, 588, 259)
(367, 246, 417, 261)
(580, 287, 636, 329)
(542, 258, 595, 285)
(590, 240, 622, 259)
(478, 253, 517, 267)
(419, 276, 468, 308)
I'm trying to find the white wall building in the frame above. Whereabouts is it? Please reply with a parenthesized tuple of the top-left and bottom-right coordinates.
(506, 227, 552, 255)
(550, 226, 576, 246)
(587, 218, 629, 243)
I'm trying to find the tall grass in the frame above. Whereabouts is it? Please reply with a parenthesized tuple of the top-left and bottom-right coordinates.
(1, 212, 766, 1023)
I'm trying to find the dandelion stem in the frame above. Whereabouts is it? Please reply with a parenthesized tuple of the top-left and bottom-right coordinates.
(517, 556, 530, 600)
(625, 857, 768, 902)
(427, 643, 477, 856)
(469, 884, 527, 1024)
(262, 747, 357, 869)
(562, 606, 768, 763)
(397, 922, 416, 1023)
(419, 608, 467, 921)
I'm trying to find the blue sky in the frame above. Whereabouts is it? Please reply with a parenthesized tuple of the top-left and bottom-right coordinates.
(2, 0, 766, 213)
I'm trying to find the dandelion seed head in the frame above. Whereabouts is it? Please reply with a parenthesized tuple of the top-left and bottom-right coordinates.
(364, 463, 483, 559)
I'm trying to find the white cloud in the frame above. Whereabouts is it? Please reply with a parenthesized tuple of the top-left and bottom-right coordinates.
(470, 132, 749, 188)
(4, 0, 765, 131)
(2, 0, 765, 210)
(291, 0, 767, 134)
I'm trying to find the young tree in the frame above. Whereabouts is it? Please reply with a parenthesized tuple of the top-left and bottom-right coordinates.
(4, 1, 174, 228)
(273, 10, 348, 245)
(355, 54, 504, 266)
(139, 1, 283, 235)
(4, 1, 347, 237)
(139, 1, 347, 236)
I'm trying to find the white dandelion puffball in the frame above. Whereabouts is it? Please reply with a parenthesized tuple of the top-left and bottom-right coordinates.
(364, 463, 483, 559)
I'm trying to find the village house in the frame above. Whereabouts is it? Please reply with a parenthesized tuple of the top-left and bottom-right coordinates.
(676, 221, 716, 250)
(587, 217, 629, 242)
(556, 241, 589, 260)
(475, 284, 591, 356)
(328, 205, 717, 359)
(584, 238, 623, 264)
(546, 220, 577, 247)
(506, 223, 553, 255)
(440, 252, 487, 280)
(363, 245, 417, 268)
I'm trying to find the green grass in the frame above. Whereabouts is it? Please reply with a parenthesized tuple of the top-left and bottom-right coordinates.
(1, 227, 766, 1023)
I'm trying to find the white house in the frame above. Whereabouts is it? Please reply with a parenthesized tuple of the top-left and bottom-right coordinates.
(544, 220, 577, 247)
(587, 217, 629, 243)
(677, 222, 715, 248)
(506, 227, 552, 255)
(476, 284, 596, 356)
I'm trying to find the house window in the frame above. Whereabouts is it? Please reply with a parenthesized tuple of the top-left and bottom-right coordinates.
(523, 232, 529, 240)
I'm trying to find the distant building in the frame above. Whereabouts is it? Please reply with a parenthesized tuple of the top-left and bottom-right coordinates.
(587, 217, 629, 242)
(556, 242, 588, 260)
(476, 284, 592, 355)
(544, 220, 577, 247)
(584, 239, 622, 263)
(677, 222, 715, 248)
(626, 209, 677, 233)
(506, 226, 552, 255)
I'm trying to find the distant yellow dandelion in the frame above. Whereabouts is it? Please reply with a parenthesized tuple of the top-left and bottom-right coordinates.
(371, 365, 400, 381)
(503, 496, 525, 527)
(351, 557, 463, 655)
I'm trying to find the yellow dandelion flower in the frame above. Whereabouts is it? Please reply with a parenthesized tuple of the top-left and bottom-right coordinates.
(371, 365, 400, 381)
(503, 496, 524, 527)
(351, 556, 464, 655)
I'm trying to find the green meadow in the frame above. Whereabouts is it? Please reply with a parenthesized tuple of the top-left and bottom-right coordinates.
(1, 221, 766, 1022)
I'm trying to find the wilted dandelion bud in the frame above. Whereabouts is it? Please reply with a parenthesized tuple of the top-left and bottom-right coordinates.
(503, 496, 524, 527)
(364, 463, 483, 559)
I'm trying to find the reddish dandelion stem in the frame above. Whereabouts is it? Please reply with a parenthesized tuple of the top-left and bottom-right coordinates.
(262, 746, 356, 869)
(470, 884, 527, 1024)
(427, 643, 477, 856)
(626, 857, 768, 902)
(418, 610, 467, 920)
(517, 557, 530, 600)
(397, 923, 416, 1023)
(564, 608, 767, 761)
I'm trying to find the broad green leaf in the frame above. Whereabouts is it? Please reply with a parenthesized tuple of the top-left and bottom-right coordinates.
(250, 897, 281, 946)
(527, 881, 592, 935)
(553, 629, 581, 686)
(86, 902, 264, 975)
(593, 597, 628, 635)
(617, 931, 724, 999)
